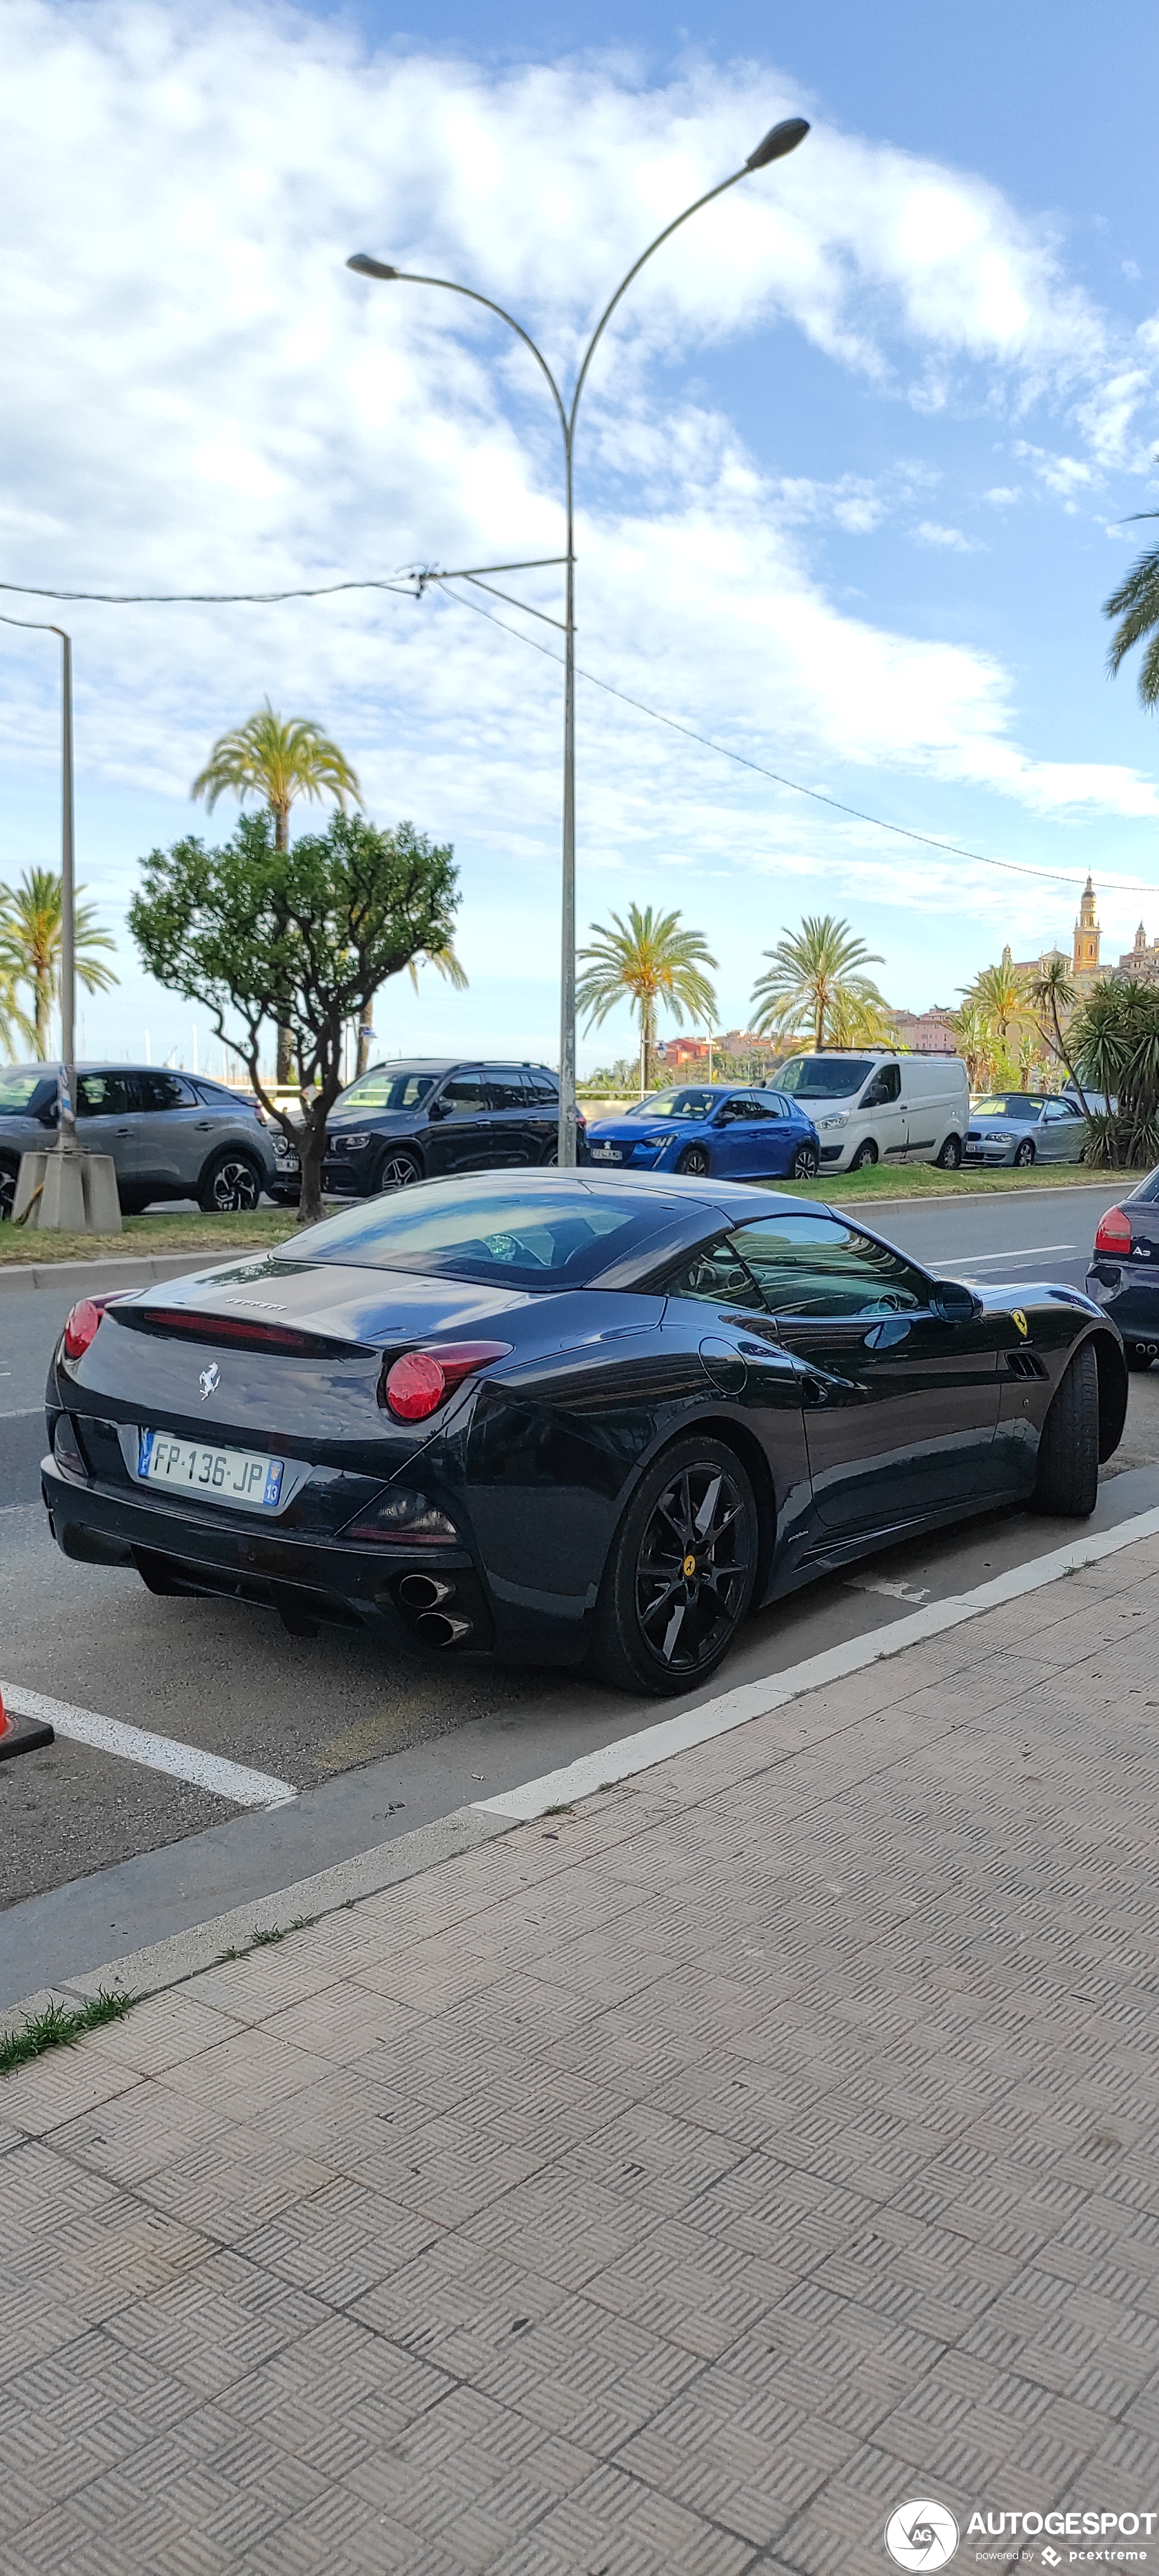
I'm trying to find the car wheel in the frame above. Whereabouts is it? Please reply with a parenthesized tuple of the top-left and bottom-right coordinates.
(1127, 1343, 1155, 1372)
(1031, 1339, 1099, 1518)
(849, 1140, 878, 1171)
(540, 1141, 558, 1166)
(0, 1162, 17, 1221)
(790, 1143, 819, 1180)
(936, 1133, 963, 1170)
(375, 1147, 423, 1193)
(197, 1151, 263, 1214)
(1014, 1138, 1036, 1168)
(590, 1436, 759, 1696)
(676, 1145, 712, 1177)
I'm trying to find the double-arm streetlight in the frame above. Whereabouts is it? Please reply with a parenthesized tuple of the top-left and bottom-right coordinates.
(348, 112, 809, 1163)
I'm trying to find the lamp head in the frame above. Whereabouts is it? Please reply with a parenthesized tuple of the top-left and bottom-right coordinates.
(346, 252, 400, 280)
(746, 115, 810, 171)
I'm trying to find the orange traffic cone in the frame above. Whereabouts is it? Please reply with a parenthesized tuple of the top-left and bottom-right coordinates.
(0, 1684, 54, 1762)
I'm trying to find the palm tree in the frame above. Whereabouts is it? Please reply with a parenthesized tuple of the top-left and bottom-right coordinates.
(948, 999, 992, 1091)
(962, 954, 1027, 1051)
(751, 915, 886, 1054)
(0, 868, 118, 1058)
(193, 703, 363, 1082)
(1104, 517, 1159, 707)
(1024, 954, 1088, 1107)
(577, 904, 718, 1090)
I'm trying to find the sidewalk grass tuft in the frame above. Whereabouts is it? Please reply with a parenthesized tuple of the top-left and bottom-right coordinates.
(0, 1988, 135, 2076)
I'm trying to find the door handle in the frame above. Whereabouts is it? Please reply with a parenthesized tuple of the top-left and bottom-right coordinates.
(115, 1126, 131, 1135)
(195, 1119, 214, 1130)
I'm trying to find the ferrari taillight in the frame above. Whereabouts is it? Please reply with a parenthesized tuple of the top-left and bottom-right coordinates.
(1095, 1206, 1131, 1256)
(381, 1341, 513, 1422)
(63, 1295, 119, 1359)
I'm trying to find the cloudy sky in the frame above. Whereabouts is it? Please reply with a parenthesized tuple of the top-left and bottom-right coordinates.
(4, 0, 1159, 1072)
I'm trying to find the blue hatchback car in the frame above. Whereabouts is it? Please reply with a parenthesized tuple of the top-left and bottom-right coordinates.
(583, 1084, 820, 1182)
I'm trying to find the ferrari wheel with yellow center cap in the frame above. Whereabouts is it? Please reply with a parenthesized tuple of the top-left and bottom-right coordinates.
(590, 1435, 760, 1695)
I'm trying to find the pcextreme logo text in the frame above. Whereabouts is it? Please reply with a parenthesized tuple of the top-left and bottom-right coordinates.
(886, 2497, 1158, 2569)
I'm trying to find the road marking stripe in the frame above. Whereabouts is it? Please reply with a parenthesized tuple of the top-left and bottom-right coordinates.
(0, 1683, 296, 1809)
(474, 1502, 1159, 1823)
(955, 1244, 1076, 1262)
(0, 1407, 45, 1421)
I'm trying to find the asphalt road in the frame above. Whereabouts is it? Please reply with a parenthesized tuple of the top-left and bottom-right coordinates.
(5, 1178, 1159, 2002)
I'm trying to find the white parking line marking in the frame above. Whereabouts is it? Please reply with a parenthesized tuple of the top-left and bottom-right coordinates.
(0, 1407, 45, 1421)
(0, 1683, 296, 1809)
(474, 1502, 1159, 1823)
(954, 1244, 1076, 1263)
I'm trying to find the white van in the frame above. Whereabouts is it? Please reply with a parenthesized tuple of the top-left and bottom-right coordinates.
(777, 1050, 969, 1174)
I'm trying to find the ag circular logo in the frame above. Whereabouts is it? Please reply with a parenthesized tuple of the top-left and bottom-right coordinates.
(885, 2499, 959, 2570)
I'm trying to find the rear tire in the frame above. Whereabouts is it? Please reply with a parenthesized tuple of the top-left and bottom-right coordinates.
(540, 1141, 558, 1166)
(676, 1145, 711, 1178)
(850, 1140, 878, 1172)
(374, 1147, 423, 1193)
(790, 1144, 820, 1179)
(1014, 1138, 1036, 1168)
(197, 1152, 262, 1214)
(590, 1435, 759, 1696)
(1032, 1340, 1099, 1517)
(936, 1133, 963, 1170)
(0, 1160, 18, 1221)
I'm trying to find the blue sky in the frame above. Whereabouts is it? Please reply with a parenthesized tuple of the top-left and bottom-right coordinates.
(4, 0, 1159, 1073)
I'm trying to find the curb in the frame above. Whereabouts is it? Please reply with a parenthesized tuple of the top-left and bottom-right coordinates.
(7, 1500, 1159, 2045)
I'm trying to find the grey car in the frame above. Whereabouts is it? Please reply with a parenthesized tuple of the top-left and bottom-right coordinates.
(0, 1063, 277, 1219)
(965, 1090, 1087, 1168)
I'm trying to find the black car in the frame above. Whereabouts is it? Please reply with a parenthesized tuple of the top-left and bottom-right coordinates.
(0, 1062, 277, 1217)
(323, 1059, 571, 1198)
(1086, 1168, 1159, 1366)
(42, 1171, 1126, 1697)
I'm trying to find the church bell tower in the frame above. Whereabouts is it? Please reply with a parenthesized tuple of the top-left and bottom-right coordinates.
(1073, 877, 1100, 977)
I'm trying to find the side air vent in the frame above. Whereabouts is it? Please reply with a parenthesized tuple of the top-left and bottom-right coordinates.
(1005, 1349, 1048, 1381)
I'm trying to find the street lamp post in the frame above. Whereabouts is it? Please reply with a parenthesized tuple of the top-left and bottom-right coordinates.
(348, 113, 809, 1163)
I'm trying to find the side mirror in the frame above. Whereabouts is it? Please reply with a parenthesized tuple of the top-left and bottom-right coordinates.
(428, 1099, 449, 1120)
(929, 1278, 981, 1325)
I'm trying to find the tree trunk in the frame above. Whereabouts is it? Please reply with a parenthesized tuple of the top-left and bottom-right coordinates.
(355, 1015, 376, 1079)
(273, 804, 294, 1086)
(296, 1108, 327, 1227)
(37, 966, 52, 1059)
(642, 1006, 656, 1091)
(814, 990, 825, 1052)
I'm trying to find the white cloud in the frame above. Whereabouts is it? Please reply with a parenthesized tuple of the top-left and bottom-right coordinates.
(2, 0, 1159, 1058)
(913, 520, 981, 552)
(983, 486, 1022, 505)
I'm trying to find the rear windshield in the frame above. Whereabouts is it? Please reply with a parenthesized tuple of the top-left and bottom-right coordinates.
(622, 1089, 718, 1120)
(1128, 1168, 1159, 1205)
(295, 1177, 683, 1287)
(335, 1067, 437, 1113)
(778, 1057, 875, 1100)
(0, 1068, 49, 1114)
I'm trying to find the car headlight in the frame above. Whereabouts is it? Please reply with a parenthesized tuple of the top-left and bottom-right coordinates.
(820, 1112, 849, 1130)
(641, 1131, 671, 1147)
(983, 1131, 1010, 1143)
(333, 1131, 372, 1150)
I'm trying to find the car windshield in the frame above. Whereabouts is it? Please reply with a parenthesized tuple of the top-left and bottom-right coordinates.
(1128, 1168, 1159, 1205)
(0, 1069, 47, 1113)
(777, 1058, 875, 1100)
(972, 1095, 1049, 1118)
(295, 1177, 683, 1286)
(622, 1089, 717, 1121)
(334, 1067, 437, 1114)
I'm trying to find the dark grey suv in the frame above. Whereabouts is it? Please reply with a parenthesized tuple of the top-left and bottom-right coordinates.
(322, 1059, 571, 1197)
(0, 1063, 277, 1218)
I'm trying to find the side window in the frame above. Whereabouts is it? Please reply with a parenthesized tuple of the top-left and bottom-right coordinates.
(663, 1238, 764, 1311)
(729, 1213, 927, 1318)
(77, 1072, 135, 1118)
(488, 1068, 529, 1113)
(715, 1094, 753, 1125)
(526, 1074, 558, 1106)
(1043, 1100, 1071, 1125)
(741, 1094, 777, 1122)
(440, 1074, 486, 1117)
(136, 1073, 196, 1112)
(862, 1064, 901, 1107)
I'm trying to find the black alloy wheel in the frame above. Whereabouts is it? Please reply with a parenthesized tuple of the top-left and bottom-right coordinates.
(936, 1133, 963, 1170)
(0, 1162, 16, 1221)
(1014, 1138, 1036, 1168)
(850, 1139, 878, 1171)
(376, 1147, 423, 1192)
(1031, 1339, 1099, 1517)
(791, 1143, 820, 1179)
(198, 1152, 262, 1214)
(592, 1435, 759, 1695)
(540, 1141, 559, 1165)
(676, 1144, 711, 1177)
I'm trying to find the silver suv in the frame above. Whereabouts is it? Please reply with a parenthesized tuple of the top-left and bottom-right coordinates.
(0, 1063, 277, 1219)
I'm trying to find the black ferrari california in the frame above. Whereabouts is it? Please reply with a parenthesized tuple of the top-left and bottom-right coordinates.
(42, 1171, 1128, 1695)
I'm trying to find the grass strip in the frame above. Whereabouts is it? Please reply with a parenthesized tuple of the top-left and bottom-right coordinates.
(0, 1208, 300, 1267)
(0, 1988, 135, 2076)
(772, 1164, 1138, 1207)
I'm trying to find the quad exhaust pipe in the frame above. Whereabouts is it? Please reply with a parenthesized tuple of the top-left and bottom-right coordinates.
(394, 1569, 475, 1647)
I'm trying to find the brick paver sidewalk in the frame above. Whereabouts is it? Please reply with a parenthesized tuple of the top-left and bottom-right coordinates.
(6, 1532, 1159, 2576)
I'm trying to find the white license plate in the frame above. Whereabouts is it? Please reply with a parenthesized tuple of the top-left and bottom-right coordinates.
(591, 1146, 622, 1161)
(137, 1429, 284, 1509)
(277, 1152, 300, 1172)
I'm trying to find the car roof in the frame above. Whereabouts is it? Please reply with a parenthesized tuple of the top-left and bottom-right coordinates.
(352, 1058, 555, 1076)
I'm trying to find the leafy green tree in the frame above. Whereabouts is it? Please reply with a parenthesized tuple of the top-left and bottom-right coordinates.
(1069, 979, 1159, 1167)
(948, 999, 993, 1091)
(130, 811, 459, 1223)
(1023, 955, 1089, 1109)
(961, 956, 1027, 1050)
(751, 915, 886, 1053)
(192, 703, 363, 1083)
(0, 866, 118, 1058)
(577, 904, 717, 1090)
(1104, 517, 1159, 707)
